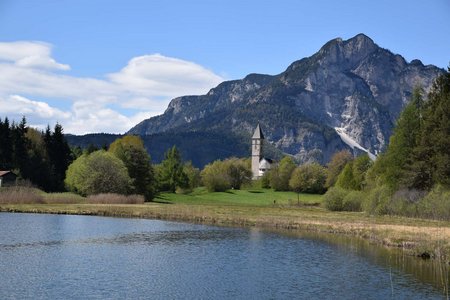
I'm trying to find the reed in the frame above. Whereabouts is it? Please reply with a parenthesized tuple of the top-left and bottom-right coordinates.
(87, 193, 145, 204)
(0, 186, 44, 204)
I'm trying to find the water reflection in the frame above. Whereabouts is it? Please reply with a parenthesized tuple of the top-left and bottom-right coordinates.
(0, 213, 448, 299)
(276, 229, 450, 297)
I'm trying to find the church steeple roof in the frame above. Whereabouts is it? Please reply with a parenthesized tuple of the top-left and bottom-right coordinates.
(252, 123, 264, 139)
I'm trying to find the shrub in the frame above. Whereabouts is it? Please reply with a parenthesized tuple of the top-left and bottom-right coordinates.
(342, 190, 364, 212)
(384, 189, 426, 217)
(417, 186, 450, 220)
(260, 172, 271, 188)
(87, 193, 145, 204)
(363, 185, 392, 215)
(323, 187, 348, 211)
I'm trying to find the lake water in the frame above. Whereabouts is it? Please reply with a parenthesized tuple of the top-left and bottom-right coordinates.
(0, 213, 448, 299)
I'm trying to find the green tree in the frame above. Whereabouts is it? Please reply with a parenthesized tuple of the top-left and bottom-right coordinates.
(201, 160, 231, 192)
(289, 163, 327, 198)
(326, 150, 353, 188)
(0, 117, 13, 170)
(352, 154, 373, 190)
(21, 128, 53, 190)
(157, 146, 188, 192)
(183, 161, 201, 190)
(372, 87, 424, 190)
(200, 158, 252, 192)
(45, 123, 72, 191)
(224, 158, 252, 189)
(270, 156, 296, 191)
(11, 116, 29, 174)
(65, 150, 131, 196)
(336, 154, 372, 191)
(411, 71, 450, 189)
(109, 136, 156, 200)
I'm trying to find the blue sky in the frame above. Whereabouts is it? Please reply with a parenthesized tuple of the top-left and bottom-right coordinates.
(0, 0, 448, 134)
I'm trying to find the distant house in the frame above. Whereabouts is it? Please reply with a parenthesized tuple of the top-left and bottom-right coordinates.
(0, 171, 17, 187)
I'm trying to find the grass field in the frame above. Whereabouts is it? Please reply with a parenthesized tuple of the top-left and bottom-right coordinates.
(156, 187, 323, 206)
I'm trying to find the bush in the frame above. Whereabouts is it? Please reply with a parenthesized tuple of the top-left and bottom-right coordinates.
(342, 190, 364, 212)
(87, 193, 145, 204)
(417, 186, 450, 220)
(363, 185, 392, 215)
(383, 189, 426, 217)
(323, 187, 348, 211)
(260, 172, 271, 188)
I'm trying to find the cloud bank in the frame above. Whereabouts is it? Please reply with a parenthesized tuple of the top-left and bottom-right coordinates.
(0, 41, 224, 134)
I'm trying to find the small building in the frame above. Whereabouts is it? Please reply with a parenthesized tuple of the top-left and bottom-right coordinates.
(0, 171, 17, 187)
(251, 124, 273, 179)
(258, 157, 273, 177)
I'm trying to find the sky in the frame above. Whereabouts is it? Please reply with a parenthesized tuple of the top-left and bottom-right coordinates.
(0, 0, 448, 134)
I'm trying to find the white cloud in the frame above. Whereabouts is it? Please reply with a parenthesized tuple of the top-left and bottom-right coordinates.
(0, 95, 71, 130)
(0, 41, 225, 134)
(108, 54, 223, 97)
(0, 41, 70, 70)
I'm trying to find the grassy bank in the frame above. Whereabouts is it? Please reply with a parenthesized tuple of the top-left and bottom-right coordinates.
(1, 187, 449, 262)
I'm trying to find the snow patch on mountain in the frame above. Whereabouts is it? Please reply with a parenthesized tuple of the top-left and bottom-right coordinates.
(334, 127, 376, 160)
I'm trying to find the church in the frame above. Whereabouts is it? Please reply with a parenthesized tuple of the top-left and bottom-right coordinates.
(251, 123, 273, 179)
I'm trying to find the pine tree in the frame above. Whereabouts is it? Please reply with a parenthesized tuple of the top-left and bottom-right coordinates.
(157, 146, 188, 192)
(0, 118, 13, 170)
(412, 70, 450, 189)
(11, 116, 29, 174)
(374, 87, 424, 189)
(46, 123, 72, 191)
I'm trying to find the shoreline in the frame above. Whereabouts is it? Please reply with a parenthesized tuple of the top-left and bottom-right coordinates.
(1, 202, 449, 263)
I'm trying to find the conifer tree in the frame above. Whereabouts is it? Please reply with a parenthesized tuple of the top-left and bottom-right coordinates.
(11, 117, 29, 174)
(373, 87, 424, 189)
(411, 70, 450, 189)
(0, 118, 13, 170)
(46, 123, 72, 191)
(157, 146, 188, 192)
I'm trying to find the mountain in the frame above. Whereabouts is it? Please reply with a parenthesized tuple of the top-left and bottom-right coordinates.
(127, 34, 444, 165)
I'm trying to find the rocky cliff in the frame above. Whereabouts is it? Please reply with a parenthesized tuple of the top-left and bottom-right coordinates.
(128, 34, 444, 164)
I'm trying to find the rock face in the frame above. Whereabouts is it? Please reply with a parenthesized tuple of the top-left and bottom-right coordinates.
(128, 34, 444, 164)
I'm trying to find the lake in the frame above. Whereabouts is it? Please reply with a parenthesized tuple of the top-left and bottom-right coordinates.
(0, 213, 448, 299)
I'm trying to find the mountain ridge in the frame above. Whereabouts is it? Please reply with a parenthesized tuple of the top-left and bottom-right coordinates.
(124, 34, 444, 164)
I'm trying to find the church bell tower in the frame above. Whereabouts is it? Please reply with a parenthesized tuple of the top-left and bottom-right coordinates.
(251, 123, 264, 179)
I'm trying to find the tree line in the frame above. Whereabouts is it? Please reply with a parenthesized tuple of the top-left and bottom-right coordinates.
(0, 117, 72, 191)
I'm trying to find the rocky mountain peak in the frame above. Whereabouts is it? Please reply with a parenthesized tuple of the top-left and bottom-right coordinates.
(128, 34, 444, 165)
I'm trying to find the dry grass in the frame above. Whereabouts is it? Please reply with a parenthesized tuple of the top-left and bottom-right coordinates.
(87, 193, 145, 204)
(43, 192, 86, 204)
(0, 186, 45, 204)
